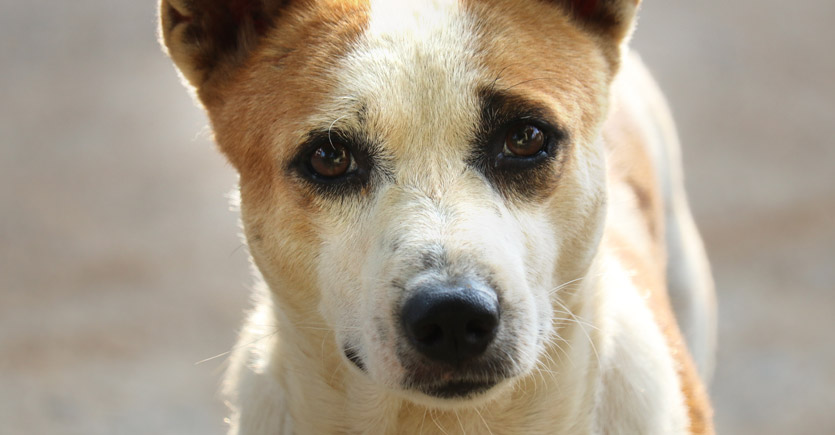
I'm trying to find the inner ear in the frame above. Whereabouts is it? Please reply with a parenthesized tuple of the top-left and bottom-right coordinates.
(159, 0, 283, 91)
(570, 0, 601, 19)
(163, 1, 191, 32)
(552, 0, 640, 42)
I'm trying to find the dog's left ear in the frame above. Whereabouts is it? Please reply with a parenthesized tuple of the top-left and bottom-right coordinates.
(553, 0, 641, 45)
(158, 0, 294, 95)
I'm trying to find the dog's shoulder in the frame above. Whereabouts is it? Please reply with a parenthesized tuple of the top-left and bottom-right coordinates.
(599, 52, 715, 434)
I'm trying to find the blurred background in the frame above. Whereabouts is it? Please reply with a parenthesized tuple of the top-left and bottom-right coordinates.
(1, 1, 833, 434)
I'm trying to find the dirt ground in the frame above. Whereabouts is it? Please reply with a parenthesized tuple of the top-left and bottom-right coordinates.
(1, 1, 833, 434)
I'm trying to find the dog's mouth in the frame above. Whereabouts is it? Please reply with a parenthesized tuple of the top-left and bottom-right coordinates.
(343, 346, 509, 399)
(417, 379, 499, 399)
(400, 355, 515, 400)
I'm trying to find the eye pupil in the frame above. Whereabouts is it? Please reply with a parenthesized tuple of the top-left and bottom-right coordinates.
(310, 143, 351, 178)
(505, 124, 545, 157)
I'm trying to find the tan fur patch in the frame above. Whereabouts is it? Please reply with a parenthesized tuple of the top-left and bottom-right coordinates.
(605, 87, 715, 433)
(465, 0, 614, 147)
(204, 1, 372, 315)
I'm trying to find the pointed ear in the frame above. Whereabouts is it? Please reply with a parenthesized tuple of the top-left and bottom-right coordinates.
(158, 0, 288, 91)
(554, 0, 641, 43)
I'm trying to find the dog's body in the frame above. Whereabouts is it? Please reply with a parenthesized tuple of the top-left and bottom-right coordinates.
(160, 1, 715, 433)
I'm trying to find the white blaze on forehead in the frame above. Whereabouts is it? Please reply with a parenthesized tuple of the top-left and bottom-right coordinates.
(367, 0, 462, 37)
(327, 0, 486, 171)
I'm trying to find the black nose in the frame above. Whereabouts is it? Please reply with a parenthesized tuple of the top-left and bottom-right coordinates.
(400, 281, 500, 365)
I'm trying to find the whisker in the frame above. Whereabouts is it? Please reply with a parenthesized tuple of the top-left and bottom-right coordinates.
(551, 297, 600, 367)
(454, 409, 466, 435)
(194, 328, 279, 366)
(504, 77, 558, 91)
(327, 114, 349, 148)
(473, 407, 494, 435)
(430, 409, 451, 435)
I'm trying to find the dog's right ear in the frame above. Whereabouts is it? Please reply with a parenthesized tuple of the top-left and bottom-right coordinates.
(159, 0, 291, 93)
(557, 0, 641, 41)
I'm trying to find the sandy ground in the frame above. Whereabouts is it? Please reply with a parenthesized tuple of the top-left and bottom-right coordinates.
(1, 1, 833, 434)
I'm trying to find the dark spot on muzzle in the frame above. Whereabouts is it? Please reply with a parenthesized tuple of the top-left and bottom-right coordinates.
(344, 347, 366, 372)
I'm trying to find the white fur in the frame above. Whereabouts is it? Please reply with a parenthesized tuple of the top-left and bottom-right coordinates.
(592, 251, 689, 434)
(220, 1, 710, 434)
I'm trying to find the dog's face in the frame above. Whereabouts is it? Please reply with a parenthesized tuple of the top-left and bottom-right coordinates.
(162, 0, 638, 405)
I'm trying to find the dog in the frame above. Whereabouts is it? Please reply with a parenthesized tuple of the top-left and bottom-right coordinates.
(159, 0, 716, 433)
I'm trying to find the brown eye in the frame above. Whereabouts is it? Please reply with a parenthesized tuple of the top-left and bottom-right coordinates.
(504, 124, 545, 157)
(310, 143, 352, 178)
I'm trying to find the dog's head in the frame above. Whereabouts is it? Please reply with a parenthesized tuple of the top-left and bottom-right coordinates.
(161, 0, 638, 405)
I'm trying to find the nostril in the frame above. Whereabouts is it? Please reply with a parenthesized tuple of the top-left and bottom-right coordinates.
(465, 317, 497, 340)
(413, 323, 443, 345)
